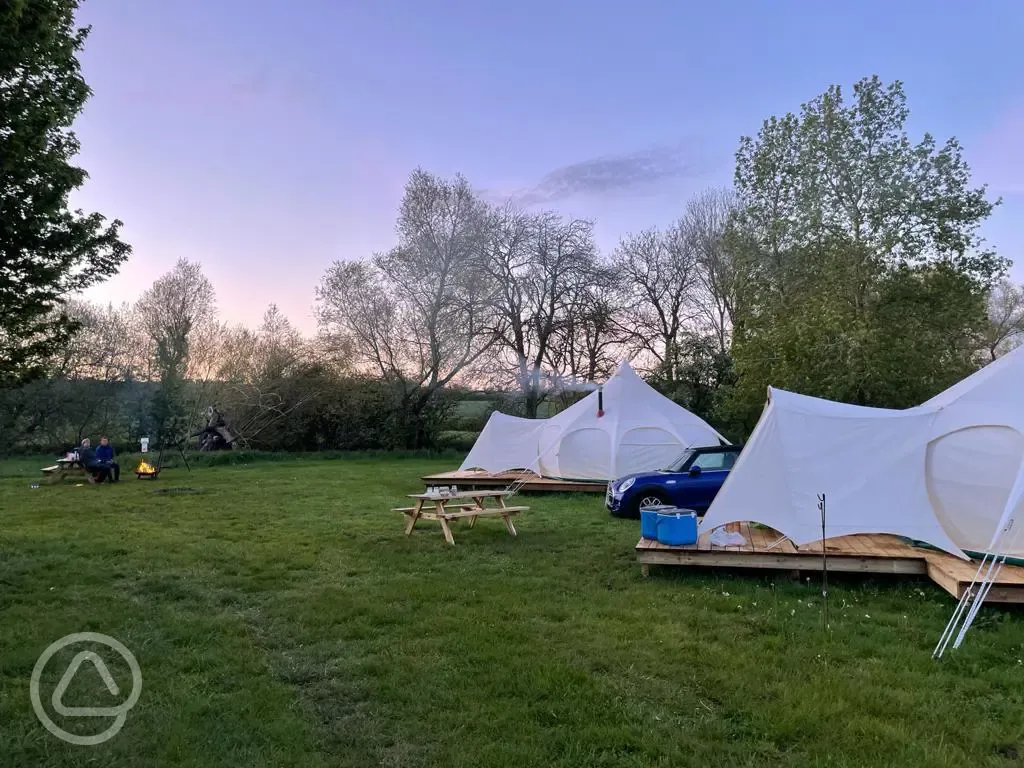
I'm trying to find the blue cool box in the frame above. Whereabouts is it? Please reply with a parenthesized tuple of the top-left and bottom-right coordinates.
(656, 511, 698, 546)
(640, 506, 674, 539)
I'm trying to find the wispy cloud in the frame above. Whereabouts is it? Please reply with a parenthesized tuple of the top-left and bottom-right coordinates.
(507, 143, 713, 206)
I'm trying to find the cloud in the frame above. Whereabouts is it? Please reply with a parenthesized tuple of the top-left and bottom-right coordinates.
(508, 143, 713, 206)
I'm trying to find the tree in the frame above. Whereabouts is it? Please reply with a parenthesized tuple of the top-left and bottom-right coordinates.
(484, 207, 601, 416)
(0, 0, 130, 383)
(546, 269, 625, 385)
(727, 76, 1002, 428)
(317, 170, 496, 447)
(684, 188, 738, 356)
(984, 279, 1024, 361)
(137, 259, 217, 444)
(613, 225, 700, 382)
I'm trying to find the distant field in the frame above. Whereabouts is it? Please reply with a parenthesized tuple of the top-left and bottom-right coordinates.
(453, 397, 571, 424)
(2, 455, 1023, 767)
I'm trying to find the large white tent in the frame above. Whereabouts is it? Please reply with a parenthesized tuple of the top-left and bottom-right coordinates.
(700, 344, 1024, 560)
(459, 361, 727, 481)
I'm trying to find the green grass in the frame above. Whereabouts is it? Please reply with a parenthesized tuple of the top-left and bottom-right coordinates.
(2, 456, 1024, 767)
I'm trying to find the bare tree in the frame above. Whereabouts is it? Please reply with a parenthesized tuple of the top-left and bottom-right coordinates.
(546, 267, 627, 384)
(484, 208, 600, 416)
(250, 304, 305, 381)
(684, 188, 738, 355)
(58, 300, 147, 382)
(317, 169, 496, 446)
(211, 306, 319, 449)
(25, 300, 149, 446)
(985, 279, 1024, 361)
(612, 225, 700, 381)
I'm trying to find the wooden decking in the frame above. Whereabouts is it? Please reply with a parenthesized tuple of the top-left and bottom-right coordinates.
(636, 522, 1024, 604)
(420, 469, 606, 494)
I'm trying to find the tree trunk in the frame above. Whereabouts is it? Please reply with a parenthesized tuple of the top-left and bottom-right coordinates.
(523, 387, 540, 419)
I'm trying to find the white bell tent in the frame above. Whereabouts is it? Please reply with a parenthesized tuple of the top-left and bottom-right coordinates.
(700, 344, 1024, 561)
(459, 361, 727, 481)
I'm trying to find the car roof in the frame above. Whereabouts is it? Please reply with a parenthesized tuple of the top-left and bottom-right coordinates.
(693, 444, 743, 453)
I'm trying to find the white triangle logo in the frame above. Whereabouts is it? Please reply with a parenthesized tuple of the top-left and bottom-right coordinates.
(51, 651, 122, 717)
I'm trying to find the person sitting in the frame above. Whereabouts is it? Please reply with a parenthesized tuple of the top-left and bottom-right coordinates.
(79, 438, 111, 484)
(96, 436, 120, 482)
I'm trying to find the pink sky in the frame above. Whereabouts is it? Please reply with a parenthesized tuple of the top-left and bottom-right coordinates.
(73, 0, 1024, 335)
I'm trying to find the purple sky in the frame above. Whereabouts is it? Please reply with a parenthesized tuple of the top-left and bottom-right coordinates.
(73, 0, 1024, 333)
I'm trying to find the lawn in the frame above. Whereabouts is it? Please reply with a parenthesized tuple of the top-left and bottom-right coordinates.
(2, 455, 1023, 767)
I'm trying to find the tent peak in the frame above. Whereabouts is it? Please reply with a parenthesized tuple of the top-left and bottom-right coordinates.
(614, 360, 639, 378)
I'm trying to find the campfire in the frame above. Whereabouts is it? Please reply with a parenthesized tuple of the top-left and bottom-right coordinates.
(135, 459, 159, 479)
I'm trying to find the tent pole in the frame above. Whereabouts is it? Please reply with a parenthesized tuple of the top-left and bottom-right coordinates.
(934, 586, 974, 658)
(818, 493, 828, 631)
(953, 555, 1006, 649)
(937, 549, 997, 657)
(937, 548, 991, 663)
(947, 466, 1024, 652)
(935, 521, 1012, 658)
(942, 517, 1020, 654)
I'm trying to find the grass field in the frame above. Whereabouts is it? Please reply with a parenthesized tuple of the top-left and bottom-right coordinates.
(2, 455, 1024, 767)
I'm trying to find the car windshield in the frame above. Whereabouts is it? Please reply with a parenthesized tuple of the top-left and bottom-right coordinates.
(662, 450, 694, 472)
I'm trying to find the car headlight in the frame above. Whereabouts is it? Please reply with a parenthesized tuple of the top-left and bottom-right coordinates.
(617, 477, 635, 493)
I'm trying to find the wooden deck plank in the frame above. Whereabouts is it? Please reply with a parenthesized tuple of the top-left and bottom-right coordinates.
(637, 547, 927, 575)
(871, 535, 915, 558)
(740, 522, 755, 551)
(771, 535, 798, 554)
(864, 536, 897, 557)
(747, 525, 769, 552)
(725, 522, 751, 552)
(638, 532, 1024, 604)
(832, 536, 861, 554)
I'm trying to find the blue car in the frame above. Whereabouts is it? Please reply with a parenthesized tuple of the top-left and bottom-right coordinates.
(606, 444, 742, 518)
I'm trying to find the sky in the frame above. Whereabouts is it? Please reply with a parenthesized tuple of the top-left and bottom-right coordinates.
(73, 0, 1024, 334)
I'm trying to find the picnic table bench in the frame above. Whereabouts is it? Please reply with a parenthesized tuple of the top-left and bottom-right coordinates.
(40, 457, 87, 483)
(393, 489, 527, 545)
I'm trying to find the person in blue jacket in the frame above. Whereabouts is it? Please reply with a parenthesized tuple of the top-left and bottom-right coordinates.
(95, 436, 120, 482)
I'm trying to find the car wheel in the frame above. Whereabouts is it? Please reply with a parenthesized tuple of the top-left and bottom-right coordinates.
(630, 491, 668, 518)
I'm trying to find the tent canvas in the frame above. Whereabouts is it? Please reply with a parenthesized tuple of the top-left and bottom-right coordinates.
(459, 361, 727, 481)
(458, 412, 544, 476)
(700, 344, 1024, 560)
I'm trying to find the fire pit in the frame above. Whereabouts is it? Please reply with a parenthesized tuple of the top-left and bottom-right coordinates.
(135, 460, 160, 479)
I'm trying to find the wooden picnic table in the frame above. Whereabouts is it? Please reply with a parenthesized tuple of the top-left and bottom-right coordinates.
(40, 456, 87, 483)
(392, 489, 528, 546)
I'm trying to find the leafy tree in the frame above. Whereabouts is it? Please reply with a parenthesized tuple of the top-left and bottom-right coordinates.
(728, 76, 1002, 429)
(0, 0, 130, 382)
(137, 259, 217, 445)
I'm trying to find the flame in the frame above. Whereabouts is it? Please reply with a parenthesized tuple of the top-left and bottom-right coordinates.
(136, 460, 157, 474)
